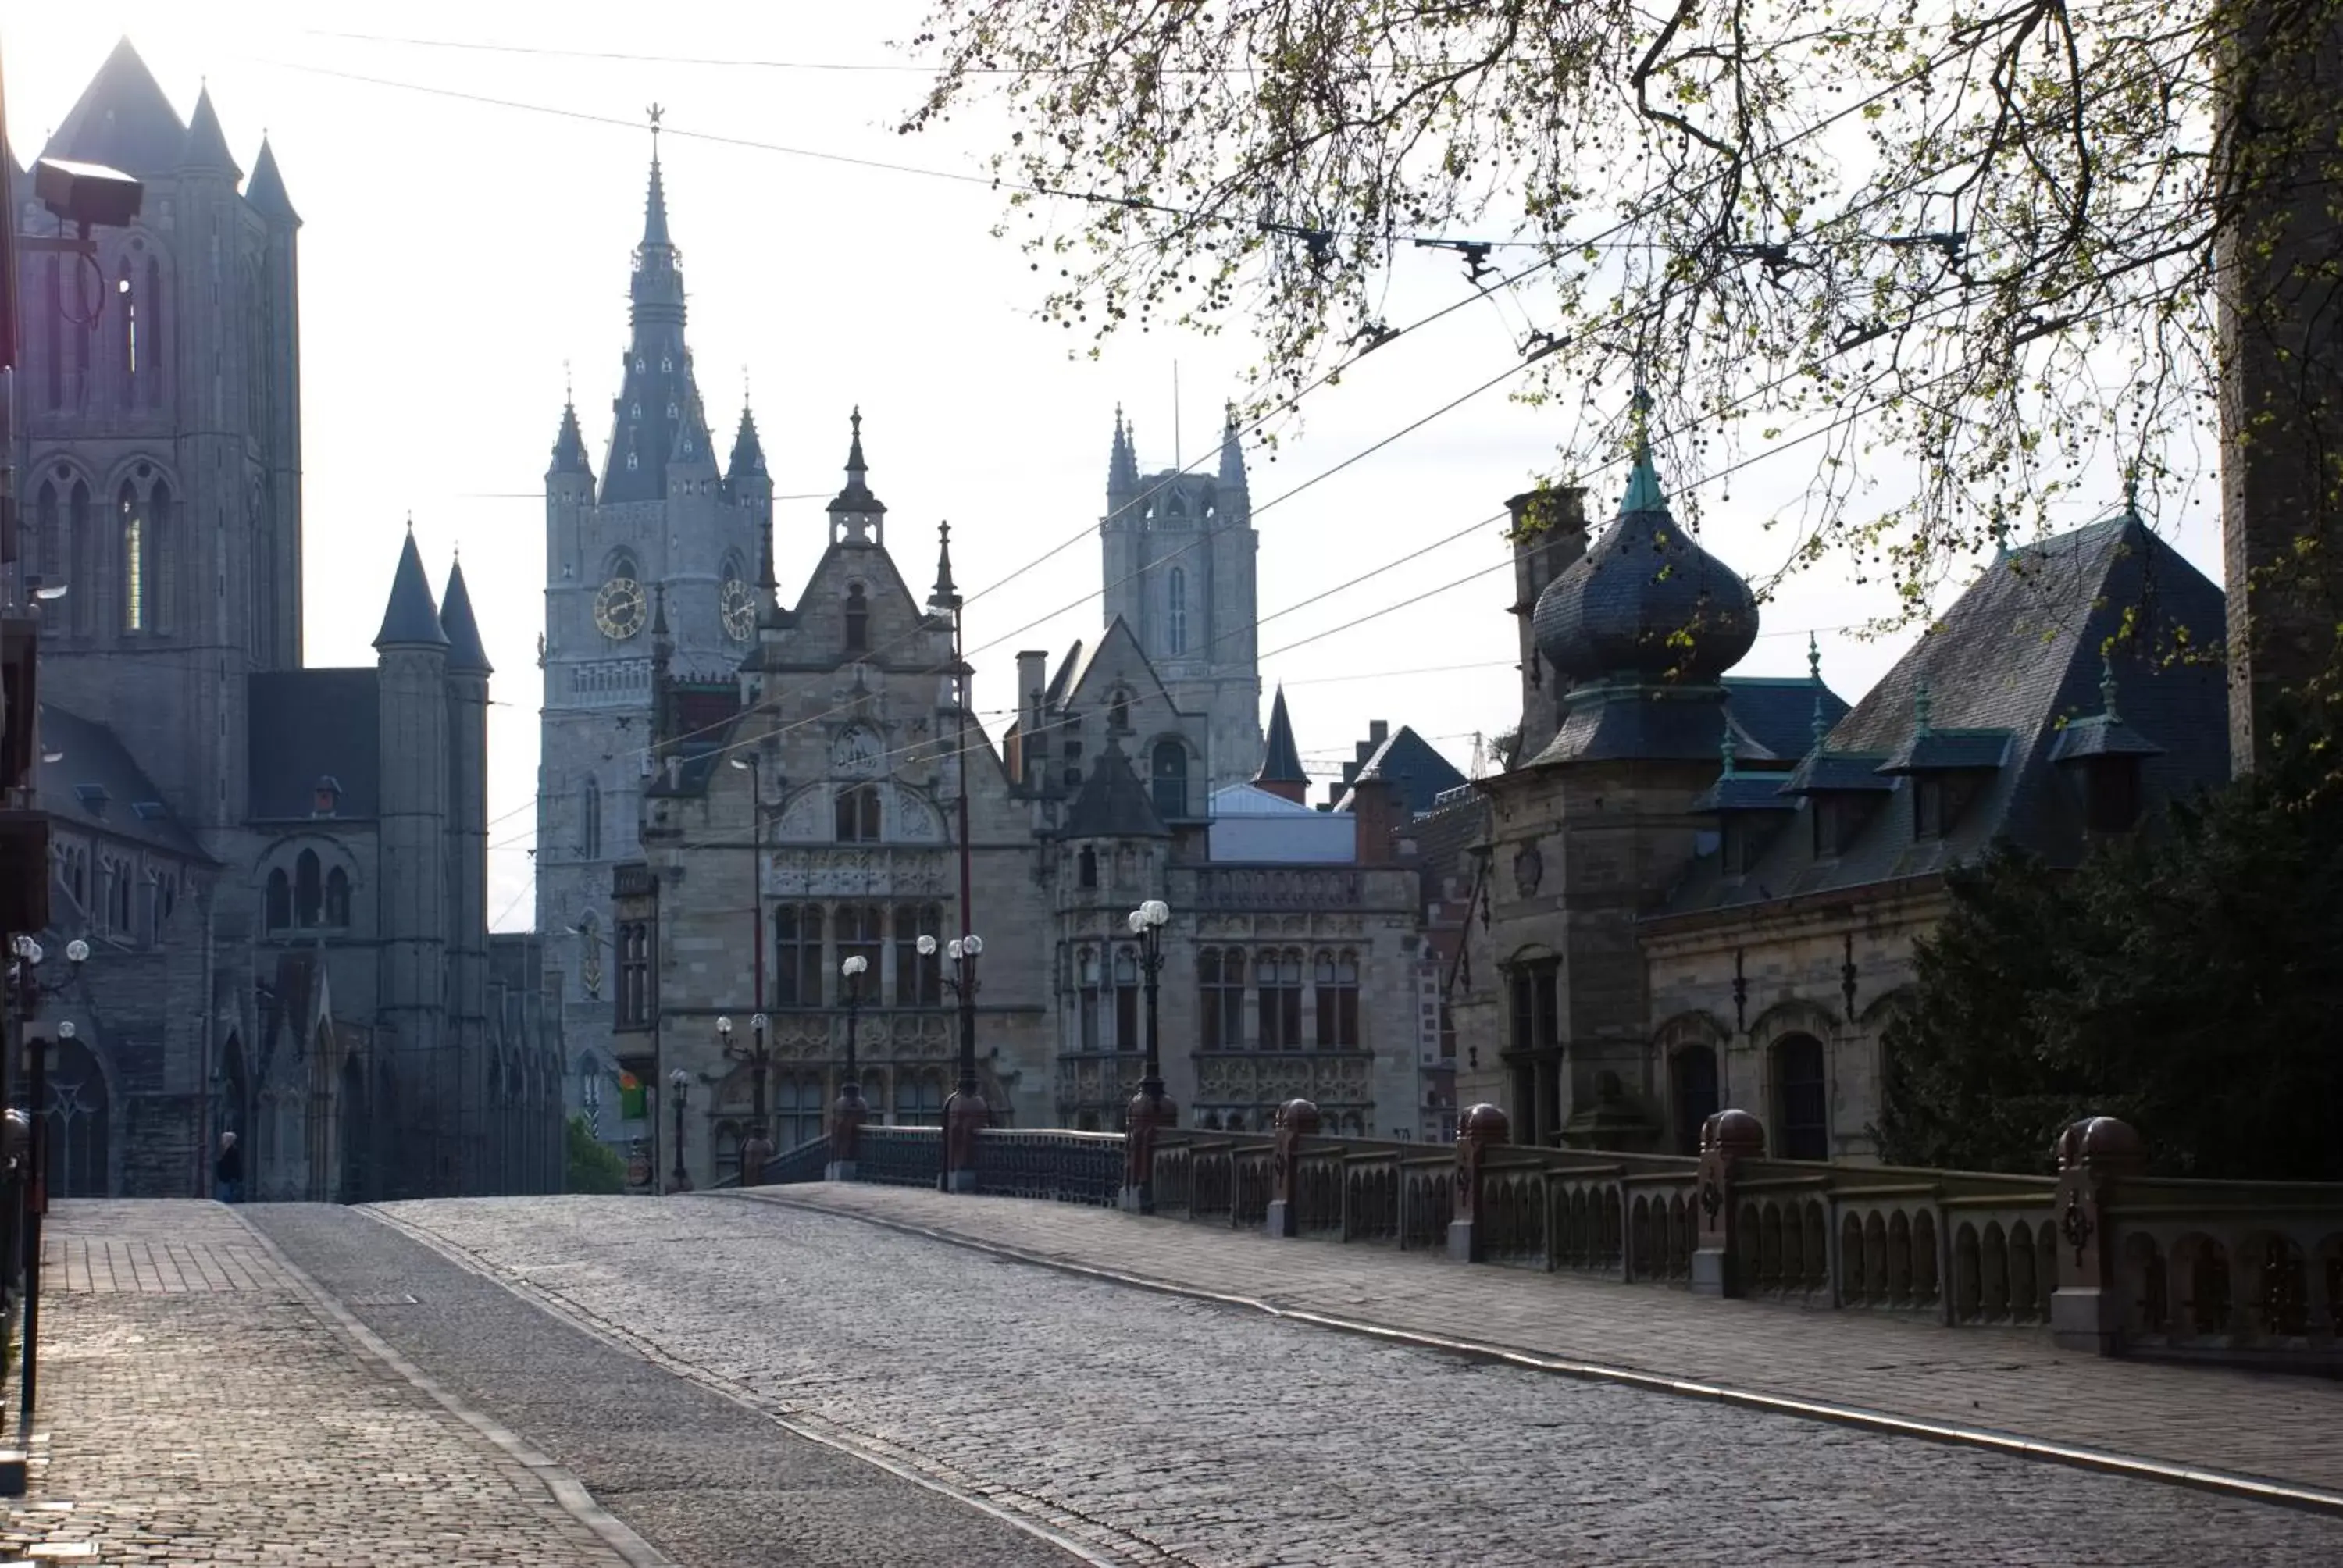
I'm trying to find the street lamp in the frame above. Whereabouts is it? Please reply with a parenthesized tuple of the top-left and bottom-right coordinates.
(720, 1012, 776, 1184)
(1122, 900, 1175, 1213)
(919, 932, 987, 1191)
(7, 935, 89, 1436)
(668, 1067, 691, 1193)
(830, 954, 869, 1179)
(728, 753, 768, 1016)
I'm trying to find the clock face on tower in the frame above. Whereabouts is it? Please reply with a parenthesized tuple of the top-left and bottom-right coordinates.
(594, 575, 647, 640)
(719, 576, 757, 642)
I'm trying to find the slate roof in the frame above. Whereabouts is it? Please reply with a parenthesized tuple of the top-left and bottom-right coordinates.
(549, 401, 592, 478)
(1659, 509, 2229, 919)
(1332, 725, 1468, 817)
(1525, 679, 1757, 768)
(44, 39, 185, 176)
(247, 669, 381, 821)
(440, 561, 493, 676)
(243, 138, 299, 226)
(1257, 689, 1307, 784)
(601, 154, 708, 504)
(1721, 675, 1849, 760)
(37, 704, 209, 860)
(1877, 728, 2013, 774)
(1065, 739, 1169, 838)
(180, 87, 238, 177)
(828, 409, 886, 516)
(374, 532, 448, 649)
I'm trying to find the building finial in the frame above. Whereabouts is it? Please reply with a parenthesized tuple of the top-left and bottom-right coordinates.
(1619, 383, 1667, 516)
(931, 519, 962, 611)
(1808, 633, 1828, 754)
(647, 102, 665, 157)
(1914, 677, 1934, 739)
(1990, 515, 2011, 560)
(563, 358, 574, 407)
(2099, 650, 2121, 722)
(1720, 722, 1738, 778)
(2122, 465, 2142, 521)
(743, 364, 752, 410)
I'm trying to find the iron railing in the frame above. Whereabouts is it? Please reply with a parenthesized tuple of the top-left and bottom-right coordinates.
(973, 1129, 1123, 1206)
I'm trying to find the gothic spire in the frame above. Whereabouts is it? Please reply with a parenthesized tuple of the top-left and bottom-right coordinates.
(728, 401, 765, 479)
(549, 395, 591, 479)
(244, 136, 300, 226)
(1109, 404, 1139, 504)
(930, 519, 962, 612)
(440, 560, 494, 676)
(1257, 687, 1307, 786)
(1808, 633, 1829, 753)
(1217, 401, 1248, 496)
(180, 84, 239, 177)
(828, 407, 886, 538)
(1620, 384, 1667, 516)
(375, 525, 449, 650)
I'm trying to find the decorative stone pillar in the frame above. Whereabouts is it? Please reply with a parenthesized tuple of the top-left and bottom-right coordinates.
(826, 1082, 868, 1182)
(1266, 1097, 1321, 1238)
(1120, 1076, 1179, 1213)
(2049, 1115, 2147, 1356)
(1446, 1103, 1510, 1262)
(1689, 1109, 1765, 1297)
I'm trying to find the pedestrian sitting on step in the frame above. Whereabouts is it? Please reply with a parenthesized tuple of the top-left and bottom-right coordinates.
(214, 1131, 243, 1204)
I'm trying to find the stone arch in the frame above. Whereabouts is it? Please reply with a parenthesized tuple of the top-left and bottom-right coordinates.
(2173, 1233, 2232, 1336)
(39, 1032, 112, 1198)
(1653, 1010, 1728, 1156)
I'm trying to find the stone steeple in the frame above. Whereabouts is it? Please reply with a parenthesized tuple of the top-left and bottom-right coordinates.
(828, 408, 887, 545)
(549, 396, 592, 479)
(244, 137, 300, 226)
(440, 558, 493, 675)
(1108, 406, 1139, 515)
(1255, 687, 1308, 803)
(179, 85, 240, 177)
(602, 119, 711, 504)
(376, 527, 450, 649)
(930, 519, 962, 613)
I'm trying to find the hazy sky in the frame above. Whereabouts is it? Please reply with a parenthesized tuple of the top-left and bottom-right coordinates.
(6, 5, 2230, 931)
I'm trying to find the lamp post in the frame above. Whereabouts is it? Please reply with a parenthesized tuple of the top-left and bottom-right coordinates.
(1122, 900, 1175, 1213)
(920, 932, 987, 1192)
(7, 935, 89, 1439)
(720, 1013, 776, 1185)
(727, 753, 766, 1015)
(829, 954, 868, 1180)
(667, 1067, 691, 1193)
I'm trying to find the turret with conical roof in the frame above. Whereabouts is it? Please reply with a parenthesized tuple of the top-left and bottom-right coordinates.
(44, 38, 184, 175)
(601, 121, 713, 504)
(727, 403, 766, 483)
(440, 558, 493, 1174)
(1254, 687, 1308, 803)
(376, 527, 451, 650)
(179, 85, 240, 178)
(244, 137, 300, 226)
(1108, 407, 1139, 515)
(440, 558, 493, 675)
(376, 530, 453, 1115)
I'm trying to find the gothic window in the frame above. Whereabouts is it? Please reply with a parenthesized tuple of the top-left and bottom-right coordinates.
(108, 857, 134, 935)
(1313, 950, 1360, 1048)
(843, 583, 869, 652)
(772, 904, 824, 1007)
(1109, 689, 1132, 732)
(615, 921, 654, 1028)
(30, 482, 56, 587)
(775, 1074, 824, 1149)
(119, 481, 144, 632)
(1167, 568, 1188, 654)
(45, 256, 61, 408)
(666, 401, 679, 419)
(581, 778, 602, 860)
(118, 258, 135, 387)
(1671, 1044, 1719, 1156)
(1114, 946, 1140, 1051)
(626, 452, 639, 472)
(294, 849, 322, 927)
(144, 256, 164, 408)
(1200, 948, 1246, 1050)
(836, 905, 884, 992)
(1150, 741, 1188, 820)
(1078, 846, 1098, 889)
(893, 902, 943, 1006)
(68, 482, 91, 636)
(324, 868, 351, 928)
(1507, 959, 1561, 1056)
(1076, 946, 1101, 1051)
(1776, 1034, 1829, 1161)
(146, 482, 173, 633)
(1257, 949, 1304, 1050)
(834, 784, 881, 843)
(893, 1071, 944, 1128)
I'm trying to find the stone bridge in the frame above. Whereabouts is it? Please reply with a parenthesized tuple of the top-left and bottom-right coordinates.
(2, 1110, 2341, 1565)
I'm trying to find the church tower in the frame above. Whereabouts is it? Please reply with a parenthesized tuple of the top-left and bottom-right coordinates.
(538, 124, 764, 1081)
(10, 42, 302, 847)
(1098, 406, 1262, 789)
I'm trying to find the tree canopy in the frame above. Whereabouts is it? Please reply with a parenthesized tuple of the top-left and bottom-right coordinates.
(902, 0, 2343, 629)
(1877, 734, 2343, 1179)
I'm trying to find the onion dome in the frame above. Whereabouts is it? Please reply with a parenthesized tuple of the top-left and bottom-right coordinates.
(1532, 394, 1758, 682)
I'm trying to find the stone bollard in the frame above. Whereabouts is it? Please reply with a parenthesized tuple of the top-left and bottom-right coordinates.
(2049, 1115, 2147, 1356)
(1689, 1109, 1766, 1297)
(1446, 1103, 1510, 1262)
(1265, 1098, 1322, 1238)
(826, 1083, 868, 1182)
(1120, 1078, 1180, 1214)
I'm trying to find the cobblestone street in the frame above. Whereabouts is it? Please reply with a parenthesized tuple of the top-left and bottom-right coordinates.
(363, 1193, 2343, 1568)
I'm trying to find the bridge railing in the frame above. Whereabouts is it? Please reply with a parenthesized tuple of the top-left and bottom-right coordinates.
(729, 1101, 2343, 1367)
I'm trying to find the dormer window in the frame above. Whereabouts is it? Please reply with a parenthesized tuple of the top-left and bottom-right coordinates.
(1914, 776, 1945, 841)
(2084, 757, 2143, 834)
(843, 583, 869, 652)
(1812, 796, 1849, 859)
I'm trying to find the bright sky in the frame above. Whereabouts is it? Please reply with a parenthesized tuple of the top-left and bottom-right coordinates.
(5, 5, 2231, 932)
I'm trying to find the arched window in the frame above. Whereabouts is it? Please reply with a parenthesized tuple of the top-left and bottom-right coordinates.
(834, 784, 880, 843)
(1109, 688, 1132, 732)
(1776, 1034, 1829, 1161)
(118, 257, 136, 388)
(1167, 568, 1188, 654)
(144, 256, 165, 408)
(118, 481, 144, 632)
(68, 482, 91, 635)
(294, 850, 322, 927)
(836, 904, 884, 984)
(44, 255, 62, 408)
(581, 777, 602, 860)
(324, 867, 351, 928)
(146, 482, 173, 633)
(843, 583, 869, 652)
(1151, 740, 1187, 820)
(1078, 846, 1098, 889)
(1113, 946, 1140, 1051)
(1671, 1044, 1719, 1156)
(30, 481, 57, 587)
(1076, 947, 1101, 1051)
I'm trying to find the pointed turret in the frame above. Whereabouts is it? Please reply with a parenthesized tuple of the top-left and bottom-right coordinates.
(1217, 403, 1248, 498)
(180, 85, 241, 177)
(602, 121, 706, 503)
(728, 404, 766, 480)
(1254, 686, 1308, 803)
(549, 397, 592, 479)
(1108, 405, 1140, 510)
(1619, 386, 1667, 516)
(643, 146, 672, 248)
(828, 408, 887, 543)
(930, 520, 962, 613)
(375, 527, 450, 649)
(244, 137, 301, 226)
(45, 38, 184, 175)
(440, 560, 494, 676)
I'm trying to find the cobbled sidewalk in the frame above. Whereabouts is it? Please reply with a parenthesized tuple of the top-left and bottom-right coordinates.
(736, 1181, 2343, 1496)
(0, 1200, 635, 1567)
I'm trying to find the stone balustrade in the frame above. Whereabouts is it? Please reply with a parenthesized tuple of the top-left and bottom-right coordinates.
(740, 1105, 2343, 1368)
